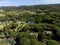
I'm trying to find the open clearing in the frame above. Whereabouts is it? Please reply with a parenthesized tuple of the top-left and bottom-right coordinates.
(0, 14, 6, 17)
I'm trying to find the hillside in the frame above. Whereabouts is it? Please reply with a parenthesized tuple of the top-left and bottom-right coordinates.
(0, 4, 60, 45)
(0, 4, 60, 12)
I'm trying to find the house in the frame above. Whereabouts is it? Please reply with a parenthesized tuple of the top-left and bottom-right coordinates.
(45, 31, 52, 35)
(28, 21, 36, 24)
(16, 21, 25, 24)
(0, 9, 4, 12)
(0, 22, 2, 24)
(16, 21, 22, 24)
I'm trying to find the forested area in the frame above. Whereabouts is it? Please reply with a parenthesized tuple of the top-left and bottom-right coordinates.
(0, 4, 60, 45)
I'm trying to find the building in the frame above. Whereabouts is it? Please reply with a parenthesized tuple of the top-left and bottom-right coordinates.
(0, 9, 4, 12)
(45, 31, 52, 35)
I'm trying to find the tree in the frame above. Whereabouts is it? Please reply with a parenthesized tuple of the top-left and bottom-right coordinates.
(22, 24, 30, 32)
(38, 32, 45, 41)
(19, 37, 30, 45)
(47, 40, 59, 45)
(30, 39, 40, 45)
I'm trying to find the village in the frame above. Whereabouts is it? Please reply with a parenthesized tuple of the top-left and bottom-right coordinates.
(0, 19, 53, 45)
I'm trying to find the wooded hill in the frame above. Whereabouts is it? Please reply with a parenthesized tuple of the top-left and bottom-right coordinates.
(0, 4, 60, 12)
